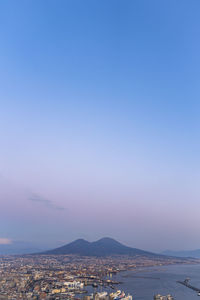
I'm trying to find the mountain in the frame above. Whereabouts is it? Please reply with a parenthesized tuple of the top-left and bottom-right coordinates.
(162, 249, 200, 259)
(39, 237, 165, 257)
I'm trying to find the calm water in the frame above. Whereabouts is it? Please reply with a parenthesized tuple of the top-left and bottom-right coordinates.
(87, 264, 200, 300)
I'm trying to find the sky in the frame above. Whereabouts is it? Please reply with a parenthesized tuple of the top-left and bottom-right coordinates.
(0, 0, 200, 252)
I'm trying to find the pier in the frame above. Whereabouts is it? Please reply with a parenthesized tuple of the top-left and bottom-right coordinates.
(177, 278, 200, 293)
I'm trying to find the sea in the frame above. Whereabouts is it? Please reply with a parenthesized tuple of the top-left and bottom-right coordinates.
(85, 264, 200, 300)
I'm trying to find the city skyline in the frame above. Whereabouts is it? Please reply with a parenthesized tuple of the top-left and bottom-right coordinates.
(1, 0, 200, 252)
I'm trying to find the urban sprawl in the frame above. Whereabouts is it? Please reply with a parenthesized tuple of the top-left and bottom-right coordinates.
(0, 255, 193, 299)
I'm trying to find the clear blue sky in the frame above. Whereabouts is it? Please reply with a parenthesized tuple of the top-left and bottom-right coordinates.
(0, 0, 200, 251)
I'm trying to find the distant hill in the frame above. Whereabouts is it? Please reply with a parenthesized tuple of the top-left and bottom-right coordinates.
(162, 249, 200, 259)
(39, 237, 166, 258)
(0, 241, 44, 255)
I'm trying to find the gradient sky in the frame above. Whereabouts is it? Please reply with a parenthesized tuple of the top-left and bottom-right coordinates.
(0, 0, 200, 252)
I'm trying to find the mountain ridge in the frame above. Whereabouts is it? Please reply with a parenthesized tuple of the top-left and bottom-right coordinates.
(39, 237, 166, 258)
(0, 241, 45, 255)
(162, 249, 200, 259)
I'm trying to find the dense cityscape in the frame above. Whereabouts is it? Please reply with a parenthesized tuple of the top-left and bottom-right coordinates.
(0, 254, 196, 299)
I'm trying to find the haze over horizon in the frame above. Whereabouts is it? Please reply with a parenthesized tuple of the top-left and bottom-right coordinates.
(1, 0, 200, 252)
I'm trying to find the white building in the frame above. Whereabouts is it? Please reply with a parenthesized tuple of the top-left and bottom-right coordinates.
(64, 281, 84, 289)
